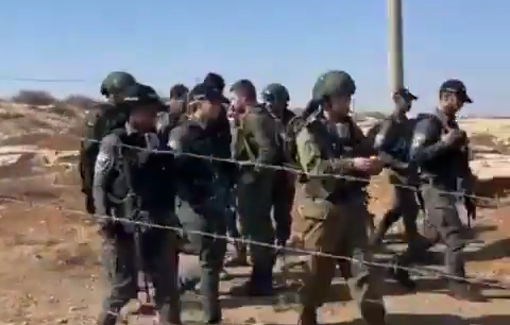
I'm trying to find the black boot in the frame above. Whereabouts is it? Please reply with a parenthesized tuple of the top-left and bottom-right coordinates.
(388, 256, 417, 291)
(158, 304, 182, 325)
(298, 306, 317, 325)
(97, 311, 118, 325)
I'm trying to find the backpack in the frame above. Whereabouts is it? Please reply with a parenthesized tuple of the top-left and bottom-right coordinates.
(79, 104, 128, 194)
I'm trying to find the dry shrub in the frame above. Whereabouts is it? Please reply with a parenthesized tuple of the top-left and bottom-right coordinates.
(49, 102, 77, 118)
(62, 94, 96, 109)
(11, 90, 57, 106)
(0, 111, 24, 119)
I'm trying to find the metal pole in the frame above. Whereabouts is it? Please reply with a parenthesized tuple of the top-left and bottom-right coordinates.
(388, 0, 404, 93)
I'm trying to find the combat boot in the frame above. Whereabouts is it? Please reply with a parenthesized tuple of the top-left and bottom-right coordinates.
(97, 311, 118, 325)
(298, 306, 317, 325)
(224, 242, 249, 267)
(388, 256, 417, 291)
(158, 302, 182, 325)
(448, 281, 486, 302)
(248, 265, 274, 296)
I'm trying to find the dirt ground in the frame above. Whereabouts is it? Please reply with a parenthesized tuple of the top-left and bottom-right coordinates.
(0, 118, 509, 324)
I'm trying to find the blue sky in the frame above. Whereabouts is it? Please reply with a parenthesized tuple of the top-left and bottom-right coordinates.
(1, 0, 508, 115)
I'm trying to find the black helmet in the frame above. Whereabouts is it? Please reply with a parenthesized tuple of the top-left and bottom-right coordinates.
(261, 83, 290, 103)
(100, 71, 137, 97)
(312, 70, 356, 101)
(120, 83, 162, 110)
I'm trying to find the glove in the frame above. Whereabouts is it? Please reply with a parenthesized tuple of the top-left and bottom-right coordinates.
(85, 195, 95, 214)
(464, 196, 477, 220)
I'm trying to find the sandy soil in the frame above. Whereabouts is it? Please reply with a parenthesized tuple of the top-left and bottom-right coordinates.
(0, 104, 508, 325)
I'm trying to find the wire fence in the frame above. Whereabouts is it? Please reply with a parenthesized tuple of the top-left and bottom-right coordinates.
(1, 82, 510, 322)
(3, 132, 509, 288)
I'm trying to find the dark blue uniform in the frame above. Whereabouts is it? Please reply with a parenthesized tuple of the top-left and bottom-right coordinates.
(169, 118, 227, 324)
(93, 124, 181, 325)
(398, 108, 480, 299)
(371, 114, 420, 244)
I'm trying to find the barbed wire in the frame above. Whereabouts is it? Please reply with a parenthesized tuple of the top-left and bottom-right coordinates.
(0, 76, 90, 83)
(0, 194, 508, 291)
(76, 134, 505, 206)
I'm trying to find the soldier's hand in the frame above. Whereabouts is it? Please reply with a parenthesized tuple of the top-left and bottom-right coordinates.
(352, 157, 383, 175)
(441, 130, 465, 146)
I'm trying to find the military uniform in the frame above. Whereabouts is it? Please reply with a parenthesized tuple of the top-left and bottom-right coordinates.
(369, 89, 423, 288)
(234, 104, 280, 293)
(80, 71, 136, 215)
(295, 71, 387, 325)
(402, 79, 482, 301)
(93, 84, 181, 325)
(372, 113, 420, 241)
(169, 83, 228, 324)
(262, 83, 297, 248)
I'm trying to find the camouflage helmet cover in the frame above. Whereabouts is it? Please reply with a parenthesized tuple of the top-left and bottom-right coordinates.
(312, 70, 356, 101)
(261, 83, 290, 103)
(100, 71, 137, 97)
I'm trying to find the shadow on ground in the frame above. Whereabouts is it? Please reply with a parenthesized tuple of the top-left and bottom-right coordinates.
(273, 313, 510, 325)
(466, 238, 510, 262)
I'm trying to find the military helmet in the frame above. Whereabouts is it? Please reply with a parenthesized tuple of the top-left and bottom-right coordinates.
(100, 71, 137, 97)
(261, 83, 290, 103)
(312, 70, 356, 101)
(120, 83, 162, 110)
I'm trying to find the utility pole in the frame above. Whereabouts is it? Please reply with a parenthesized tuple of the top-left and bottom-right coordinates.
(388, 0, 404, 93)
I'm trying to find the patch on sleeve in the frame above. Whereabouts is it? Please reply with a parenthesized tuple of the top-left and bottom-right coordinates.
(94, 151, 112, 172)
(374, 133, 384, 147)
(411, 133, 426, 147)
(168, 139, 181, 151)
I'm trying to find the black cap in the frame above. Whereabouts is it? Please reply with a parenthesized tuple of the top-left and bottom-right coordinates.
(394, 88, 418, 101)
(188, 83, 228, 103)
(121, 83, 162, 105)
(204, 72, 225, 92)
(439, 79, 472, 103)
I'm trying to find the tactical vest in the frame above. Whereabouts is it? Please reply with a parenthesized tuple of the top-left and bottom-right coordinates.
(172, 120, 218, 205)
(302, 118, 368, 202)
(415, 113, 471, 189)
(107, 128, 172, 214)
(79, 104, 127, 194)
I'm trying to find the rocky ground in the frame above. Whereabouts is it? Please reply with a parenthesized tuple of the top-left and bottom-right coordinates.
(0, 103, 509, 324)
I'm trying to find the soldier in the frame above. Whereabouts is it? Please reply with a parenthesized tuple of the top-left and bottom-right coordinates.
(397, 79, 483, 301)
(168, 82, 228, 324)
(369, 88, 421, 289)
(79, 71, 137, 215)
(230, 79, 280, 295)
(168, 84, 189, 115)
(295, 71, 388, 325)
(203, 73, 248, 266)
(156, 84, 189, 142)
(260, 83, 296, 254)
(93, 83, 182, 325)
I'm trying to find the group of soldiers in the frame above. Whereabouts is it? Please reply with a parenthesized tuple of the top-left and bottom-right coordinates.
(79, 69, 482, 325)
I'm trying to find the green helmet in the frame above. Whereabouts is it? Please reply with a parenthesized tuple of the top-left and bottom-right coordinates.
(100, 71, 137, 97)
(312, 70, 356, 101)
(261, 83, 290, 103)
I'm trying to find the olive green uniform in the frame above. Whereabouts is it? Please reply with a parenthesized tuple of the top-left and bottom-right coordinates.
(296, 119, 386, 325)
(234, 105, 279, 291)
(295, 70, 386, 325)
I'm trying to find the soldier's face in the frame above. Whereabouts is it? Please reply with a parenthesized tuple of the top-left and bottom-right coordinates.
(131, 106, 158, 131)
(202, 99, 222, 120)
(329, 94, 352, 117)
(230, 91, 245, 112)
(441, 93, 465, 115)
